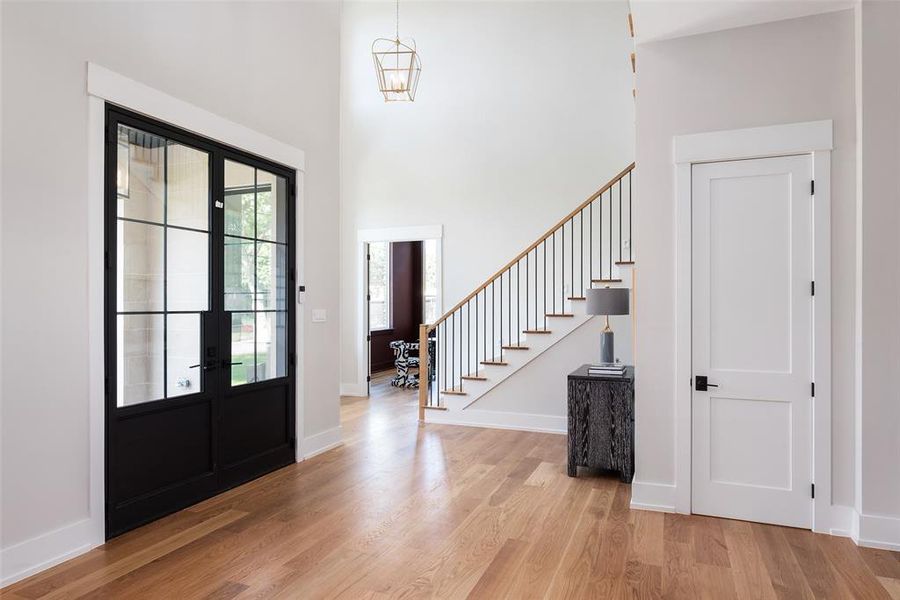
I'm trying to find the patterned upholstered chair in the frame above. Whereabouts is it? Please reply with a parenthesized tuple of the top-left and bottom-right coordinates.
(389, 341, 420, 388)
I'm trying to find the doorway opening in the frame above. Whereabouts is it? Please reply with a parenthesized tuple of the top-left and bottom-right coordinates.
(362, 234, 441, 398)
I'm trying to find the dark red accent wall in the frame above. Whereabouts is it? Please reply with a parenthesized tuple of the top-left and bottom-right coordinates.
(371, 241, 423, 373)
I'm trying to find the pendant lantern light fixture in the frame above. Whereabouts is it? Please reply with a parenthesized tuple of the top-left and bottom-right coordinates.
(372, 0, 421, 102)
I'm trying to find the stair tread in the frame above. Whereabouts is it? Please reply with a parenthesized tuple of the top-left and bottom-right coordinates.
(568, 296, 586, 301)
(441, 388, 467, 396)
(461, 374, 487, 381)
(424, 404, 448, 411)
(615, 261, 635, 265)
(523, 329, 552, 334)
(480, 360, 509, 366)
(546, 313, 575, 317)
(501, 344, 529, 350)
(592, 278, 623, 283)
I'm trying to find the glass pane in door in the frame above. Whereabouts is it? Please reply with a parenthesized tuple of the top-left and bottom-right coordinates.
(115, 123, 210, 406)
(224, 160, 289, 386)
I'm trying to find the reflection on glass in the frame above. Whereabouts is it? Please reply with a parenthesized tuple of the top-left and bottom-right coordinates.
(166, 144, 209, 231)
(231, 313, 255, 386)
(167, 313, 201, 398)
(256, 170, 287, 242)
(224, 236, 254, 311)
(256, 312, 287, 381)
(116, 125, 165, 223)
(117, 314, 164, 406)
(256, 241, 286, 310)
(167, 228, 209, 312)
(118, 220, 164, 312)
(224, 160, 255, 238)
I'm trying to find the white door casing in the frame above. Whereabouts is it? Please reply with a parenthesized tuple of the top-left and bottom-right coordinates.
(691, 155, 813, 528)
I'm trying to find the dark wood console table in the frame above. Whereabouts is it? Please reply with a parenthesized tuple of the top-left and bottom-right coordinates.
(567, 365, 635, 482)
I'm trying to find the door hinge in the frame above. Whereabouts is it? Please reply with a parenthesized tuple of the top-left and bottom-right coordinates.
(367, 375, 372, 382)
(290, 267, 296, 282)
(289, 353, 296, 367)
(811, 382, 816, 397)
(811, 281, 815, 296)
(811, 483, 815, 498)
(366, 294, 371, 301)
(366, 254, 371, 261)
(366, 334, 371, 342)
(104, 250, 110, 270)
(811, 180, 815, 195)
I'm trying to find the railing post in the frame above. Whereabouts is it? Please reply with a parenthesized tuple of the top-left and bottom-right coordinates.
(418, 324, 428, 422)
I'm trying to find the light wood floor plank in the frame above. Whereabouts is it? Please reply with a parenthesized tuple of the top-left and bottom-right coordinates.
(2, 370, 896, 599)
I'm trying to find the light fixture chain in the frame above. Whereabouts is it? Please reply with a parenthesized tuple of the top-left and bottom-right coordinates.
(395, 0, 399, 40)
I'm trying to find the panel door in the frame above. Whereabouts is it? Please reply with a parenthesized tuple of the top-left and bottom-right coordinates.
(691, 154, 813, 528)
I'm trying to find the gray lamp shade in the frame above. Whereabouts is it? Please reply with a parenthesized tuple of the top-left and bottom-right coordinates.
(586, 287, 630, 316)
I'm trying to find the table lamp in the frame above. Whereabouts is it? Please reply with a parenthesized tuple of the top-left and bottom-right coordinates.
(585, 287, 630, 364)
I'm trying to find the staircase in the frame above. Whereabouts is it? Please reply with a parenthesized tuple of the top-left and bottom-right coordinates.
(417, 163, 636, 424)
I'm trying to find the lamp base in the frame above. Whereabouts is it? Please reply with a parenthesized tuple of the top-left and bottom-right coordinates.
(600, 330, 615, 364)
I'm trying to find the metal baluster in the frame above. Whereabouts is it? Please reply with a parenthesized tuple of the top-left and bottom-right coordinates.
(609, 187, 613, 279)
(590, 201, 593, 286)
(516, 262, 520, 345)
(618, 179, 623, 263)
(580, 209, 584, 296)
(534, 246, 538, 329)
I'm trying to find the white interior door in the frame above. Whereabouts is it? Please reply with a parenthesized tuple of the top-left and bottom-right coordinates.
(691, 154, 813, 529)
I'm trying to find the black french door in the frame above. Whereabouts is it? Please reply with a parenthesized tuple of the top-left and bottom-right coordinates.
(104, 106, 296, 538)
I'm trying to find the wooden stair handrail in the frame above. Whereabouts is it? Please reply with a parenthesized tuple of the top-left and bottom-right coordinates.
(425, 162, 635, 333)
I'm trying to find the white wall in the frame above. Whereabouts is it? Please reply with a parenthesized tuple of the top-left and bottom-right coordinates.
(633, 10, 857, 505)
(340, 1, 636, 392)
(856, 0, 900, 540)
(0, 0, 341, 580)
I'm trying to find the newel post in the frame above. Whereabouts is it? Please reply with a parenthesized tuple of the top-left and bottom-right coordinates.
(418, 324, 428, 422)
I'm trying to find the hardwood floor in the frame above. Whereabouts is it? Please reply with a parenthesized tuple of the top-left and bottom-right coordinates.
(4, 370, 899, 599)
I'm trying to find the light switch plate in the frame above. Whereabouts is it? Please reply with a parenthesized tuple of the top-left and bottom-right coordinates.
(311, 309, 327, 323)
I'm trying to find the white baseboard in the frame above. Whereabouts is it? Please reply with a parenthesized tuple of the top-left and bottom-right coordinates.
(301, 425, 343, 459)
(425, 408, 566, 434)
(339, 382, 367, 397)
(855, 511, 900, 551)
(0, 517, 97, 587)
(629, 480, 677, 513)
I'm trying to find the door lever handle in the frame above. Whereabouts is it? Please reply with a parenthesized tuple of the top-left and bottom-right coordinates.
(695, 375, 718, 391)
(189, 362, 217, 371)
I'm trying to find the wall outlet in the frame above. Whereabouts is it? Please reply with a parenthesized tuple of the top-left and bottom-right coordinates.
(312, 309, 327, 322)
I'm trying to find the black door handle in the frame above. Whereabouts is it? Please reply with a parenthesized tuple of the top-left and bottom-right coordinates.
(189, 361, 217, 371)
(695, 375, 719, 391)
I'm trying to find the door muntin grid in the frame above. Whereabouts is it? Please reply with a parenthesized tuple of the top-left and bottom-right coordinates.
(224, 159, 288, 387)
(114, 123, 211, 407)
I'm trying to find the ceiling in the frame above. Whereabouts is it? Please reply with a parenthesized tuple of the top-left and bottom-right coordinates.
(629, 0, 856, 45)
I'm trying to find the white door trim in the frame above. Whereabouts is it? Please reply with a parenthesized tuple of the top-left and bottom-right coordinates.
(673, 120, 835, 533)
(86, 64, 307, 559)
(346, 226, 443, 397)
